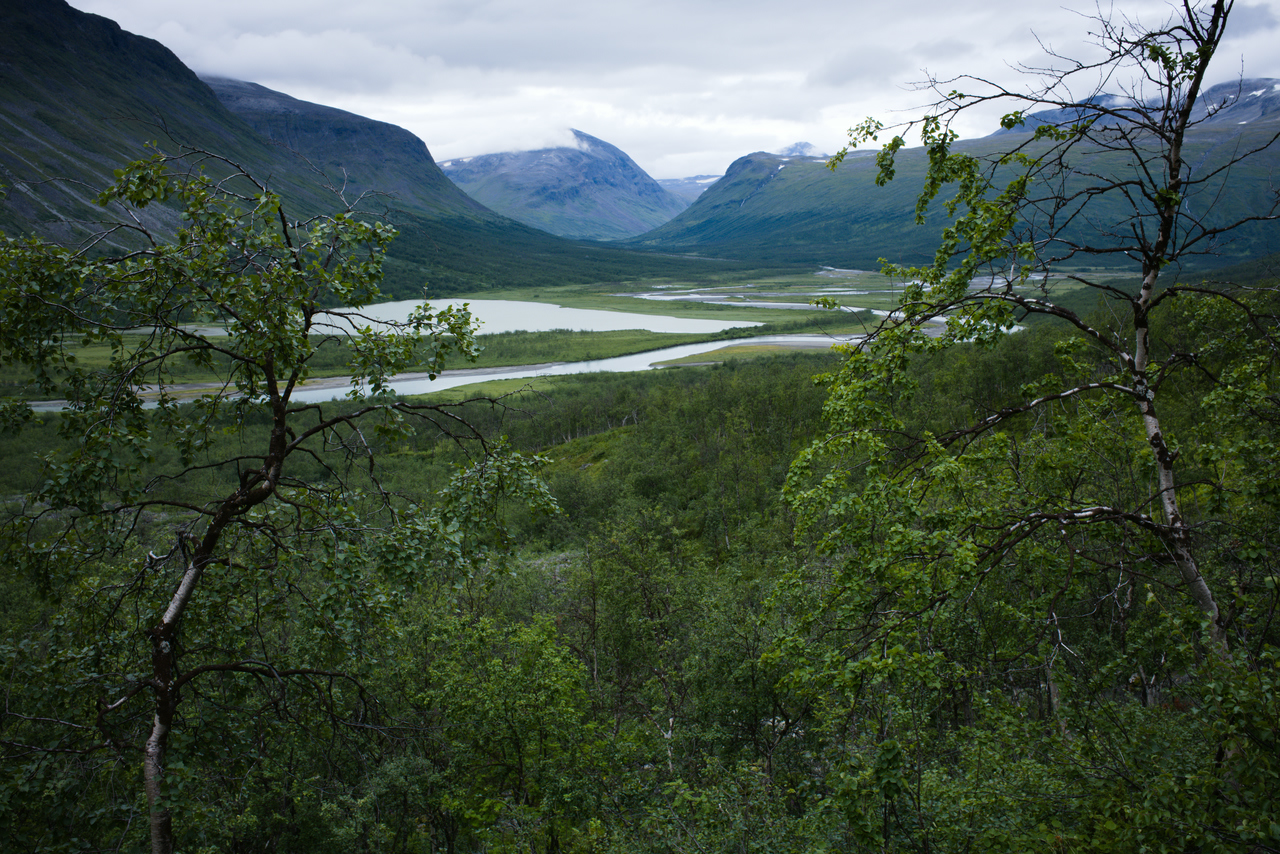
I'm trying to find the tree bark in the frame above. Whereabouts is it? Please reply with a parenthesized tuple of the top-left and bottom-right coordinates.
(144, 617, 179, 854)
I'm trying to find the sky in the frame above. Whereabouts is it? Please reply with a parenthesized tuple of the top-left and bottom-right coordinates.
(67, 0, 1280, 179)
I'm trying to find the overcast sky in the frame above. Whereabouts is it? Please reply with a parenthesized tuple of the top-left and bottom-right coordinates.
(68, 0, 1280, 179)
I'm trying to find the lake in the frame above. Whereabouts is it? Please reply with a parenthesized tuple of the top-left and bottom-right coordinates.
(320, 299, 762, 335)
(30, 301, 848, 410)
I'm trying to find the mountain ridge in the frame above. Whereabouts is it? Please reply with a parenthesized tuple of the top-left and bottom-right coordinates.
(989, 78, 1280, 136)
(0, 0, 749, 297)
(633, 86, 1280, 269)
(202, 76, 490, 219)
(440, 130, 689, 240)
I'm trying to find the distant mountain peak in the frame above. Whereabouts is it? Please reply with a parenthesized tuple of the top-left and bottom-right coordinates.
(440, 131, 688, 241)
(569, 128, 604, 150)
(657, 174, 724, 203)
(989, 78, 1280, 135)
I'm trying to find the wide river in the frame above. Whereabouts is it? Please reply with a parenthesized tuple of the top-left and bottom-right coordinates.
(31, 300, 857, 409)
(289, 333, 856, 403)
(293, 298, 853, 401)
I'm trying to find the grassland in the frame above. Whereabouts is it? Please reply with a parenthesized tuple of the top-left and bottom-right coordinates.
(4, 267, 1115, 401)
(464, 266, 1119, 319)
(465, 268, 900, 316)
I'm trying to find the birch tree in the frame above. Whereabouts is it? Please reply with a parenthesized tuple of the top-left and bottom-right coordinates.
(0, 148, 550, 854)
(780, 1, 1279, 847)
(798, 0, 1278, 652)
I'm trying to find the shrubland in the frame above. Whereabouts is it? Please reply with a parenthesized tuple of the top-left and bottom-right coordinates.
(3, 1, 1279, 851)
(4, 308, 1277, 851)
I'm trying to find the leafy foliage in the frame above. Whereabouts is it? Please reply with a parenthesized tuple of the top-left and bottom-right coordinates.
(774, 1, 1280, 849)
(4, 4, 1280, 851)
(0, 148, 552, 854)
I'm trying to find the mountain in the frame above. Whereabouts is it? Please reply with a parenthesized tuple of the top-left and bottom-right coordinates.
(0, 0, 290, 243)
(633, 88, 1280, 269)
(0, 0, 746, 298)
(658, 175, 724, 203)
(203, 76, 490, 219)
(1195, 79, 1280, 124)
(631, 148, 927, 267)
(654, 145, 825, 206)
(990, 80, 1280, 136)
(439, 130, 689, 241)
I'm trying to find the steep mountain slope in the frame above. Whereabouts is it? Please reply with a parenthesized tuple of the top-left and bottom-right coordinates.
(440, 130, 689, 240)
(0, 0, 291, 243)
(632, 148, 934, 268)
(655, 146, 822, 205)
(1, 1, 744, 298)
(203, 77, 489, 219)
(634, 89, 1280, 269)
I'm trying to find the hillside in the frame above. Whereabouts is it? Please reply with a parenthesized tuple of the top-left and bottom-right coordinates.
(634, 87, 1280, 270)
(0, 0, 292, 243)
(440, 130, 689, 241)
(631, 148, 934, 268)
(0, 0, 748, 298)
(202, 77, 489, 219)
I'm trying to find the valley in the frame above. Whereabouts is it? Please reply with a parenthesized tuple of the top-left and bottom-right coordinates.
(2, 1, 1278, 853)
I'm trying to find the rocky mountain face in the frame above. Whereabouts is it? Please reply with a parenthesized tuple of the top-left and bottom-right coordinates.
(440, 130, 689, 241)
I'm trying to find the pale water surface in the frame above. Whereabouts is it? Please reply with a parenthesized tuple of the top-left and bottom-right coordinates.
(320, 299, 762, 335)
(288, 334, 857, 403)
(31, 304, 844, 409)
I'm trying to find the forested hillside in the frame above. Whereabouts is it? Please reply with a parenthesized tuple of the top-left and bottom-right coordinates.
(3, 314, 1277, 850)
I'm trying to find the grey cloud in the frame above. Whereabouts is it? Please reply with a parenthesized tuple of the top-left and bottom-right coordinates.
(67, 0, 1280, 177)
(809, 47, 910, 89)
(1225, 2, 1279, 33)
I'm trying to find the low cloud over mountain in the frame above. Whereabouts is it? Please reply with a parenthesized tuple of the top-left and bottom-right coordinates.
(440, 131, 689, 241)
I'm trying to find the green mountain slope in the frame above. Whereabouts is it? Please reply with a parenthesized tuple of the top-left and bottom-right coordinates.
(202, 76, 489, 219)
(631, 150, 939, 268)
(440, 130, 689, 241)
(634, 96, 1280, 270)
(0, 0, 748, 298)
(0, 0, 292, 242)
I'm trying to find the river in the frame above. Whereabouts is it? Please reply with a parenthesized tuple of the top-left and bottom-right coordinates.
(287, 333, 857, 403)
(29, 300, 855, 410)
